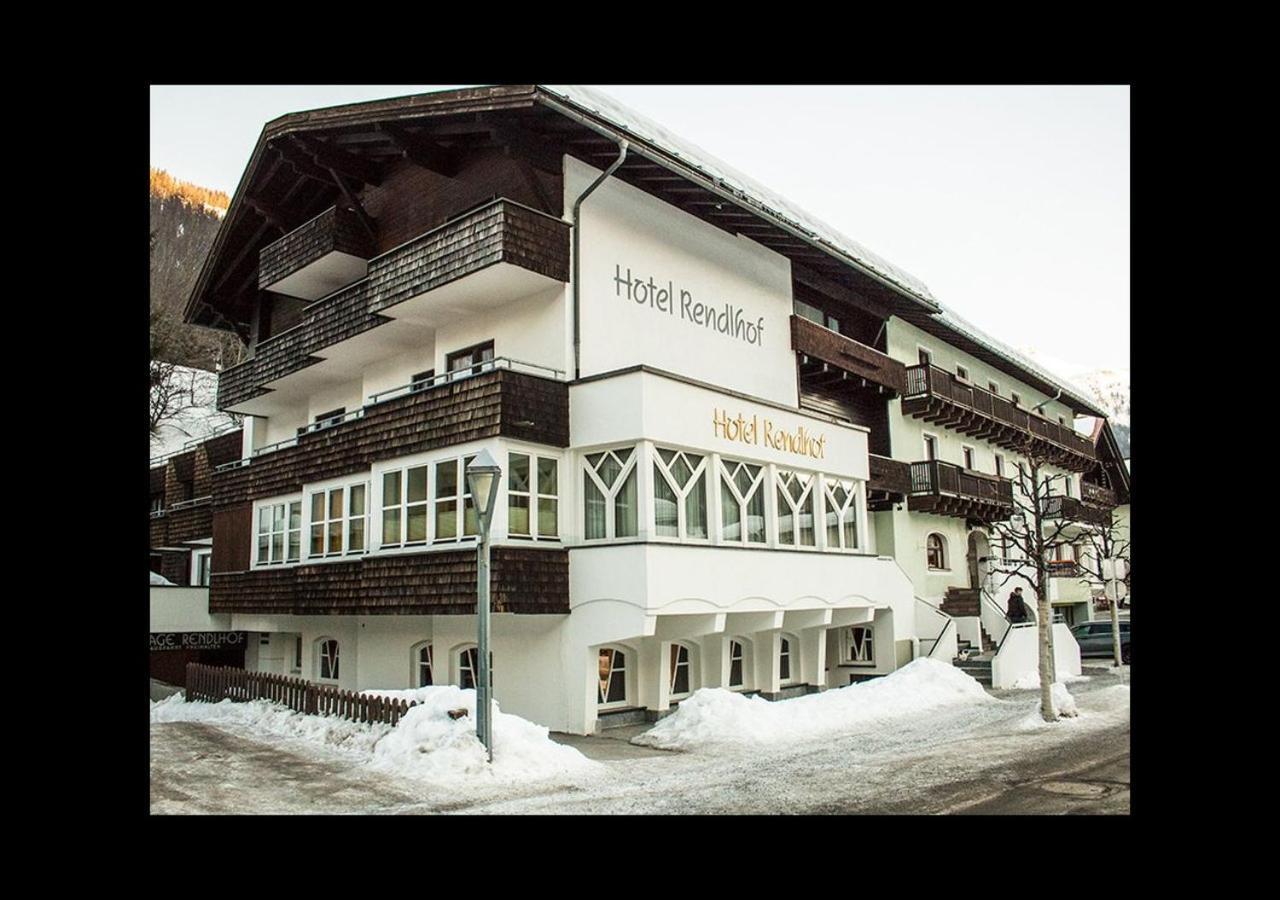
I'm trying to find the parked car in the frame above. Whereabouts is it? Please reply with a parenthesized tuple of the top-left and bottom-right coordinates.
(1070, 621, 1130, 664)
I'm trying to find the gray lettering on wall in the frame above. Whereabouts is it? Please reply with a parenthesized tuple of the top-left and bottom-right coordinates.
(614, 264, 766, 347)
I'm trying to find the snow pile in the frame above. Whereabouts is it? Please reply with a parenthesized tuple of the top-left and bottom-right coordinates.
(1051, 683, 1079, 718)
(150, 571, 174, 586)
(363, 686, 596, 783)
(633, 658, 996, 751)
(150, 686, 597, 785)
(1010, 670, 1090, 690)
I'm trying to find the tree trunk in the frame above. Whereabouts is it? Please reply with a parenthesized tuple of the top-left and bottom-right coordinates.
(1110, 571, 1124, 667)
(1037, 582, 1055, 722)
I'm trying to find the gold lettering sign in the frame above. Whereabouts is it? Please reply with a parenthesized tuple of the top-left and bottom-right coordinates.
(713, 409, 826, 460)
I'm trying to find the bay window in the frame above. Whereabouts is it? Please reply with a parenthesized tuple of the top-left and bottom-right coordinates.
(256, 499, 302, 565)
(435, 456, 478, 542)
(381, 466, 429, 547)
(653, 448, 708, 540)
(720, 459, 766, 544)
(583, 447, 638, 540)
(775, 470, 816, 547)
(309, 483, 369, 557)
(509, 452, 559, 540)
(823, 478, 860, 550)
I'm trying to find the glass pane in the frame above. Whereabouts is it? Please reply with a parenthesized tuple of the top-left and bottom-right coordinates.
(408, 467, 428, 504)
(349, 485, 365, 517)
(289, 502, 302, 530)
(436, 500, 457, 540)
(463, 495, 478, 536)
(734, 464, 754, 497)
(584, 478, 605, 540)
(327, 520, 342, 553)
(615, 468, 638, 538)
(789, 474, 806, 503)
(843, 508, 857, 549)
(684, 473, 707, 538)
(258, 507, 270, 532)
(827, 507, 841, 548)
(777, 487, 794, 545)
(509, 453, 530, 493)
(585, 452, 603, 470)
(509, 494, 530, 536)
(348, 518, 364, 552)
(730, 656, 743, 687)
(311, 492, 325, 523)
(257, 534, 268, 561)
(538, 498, 558, 537)
(684, 453, 703, 469)
(616, 447, 634, 464)
(746, 485, 766, 543)
(799, 494, 815, 546)
(598, 452, 621, 488)
(657, 448, 675, 466)
(273, 505, 285, 530)
(598, 648, 612, 704)
(383, 471, 401, 507)
(407, 505, 428, 543)
(833, 484, 847, 506)
(654, 464, 679, 537)
(435, 460, 457, 498)
(271, 531, 284, 562)
(310, 524, 324, 555)
(721, 478, 741, 541)
(382, 508, 401, 545)
(329, 488, 344, 521)
(779, 640, 791, 680)
(671, 454, 692, 487)
(537, 457, 558, 496)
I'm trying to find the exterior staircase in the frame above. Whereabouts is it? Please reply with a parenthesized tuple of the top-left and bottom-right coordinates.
(946, 586, 996, 686)
(940, 587, 980, 617)
(953, 654, 993, 686)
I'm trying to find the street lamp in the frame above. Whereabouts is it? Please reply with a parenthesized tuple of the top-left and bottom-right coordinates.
(466, 448, 502, 763)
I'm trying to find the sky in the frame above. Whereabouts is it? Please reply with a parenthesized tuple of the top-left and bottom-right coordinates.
(149, 84, 1130, 376)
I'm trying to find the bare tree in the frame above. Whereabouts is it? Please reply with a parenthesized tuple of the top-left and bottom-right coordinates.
(1075, 509, 1131, 667)
(984, 442, 1083, 722)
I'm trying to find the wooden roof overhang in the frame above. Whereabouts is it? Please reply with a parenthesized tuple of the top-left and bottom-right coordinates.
(1091, 418, 1132, 504)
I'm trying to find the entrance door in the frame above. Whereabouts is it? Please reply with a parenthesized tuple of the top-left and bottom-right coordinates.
(967, 531, 988, 590)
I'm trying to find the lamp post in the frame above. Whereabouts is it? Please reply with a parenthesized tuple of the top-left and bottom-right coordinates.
(465, 448, 502, 763)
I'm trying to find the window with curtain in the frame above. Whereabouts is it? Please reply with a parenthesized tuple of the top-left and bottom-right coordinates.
(583, 447, 638, 540)
(256, 499, 302, 565)
(720, 459, 766, 544)
(509, 452, 559, 540)
(652, 448, 708, 540)
(775, 470, 816, 548)
(823, 478, 860, 551)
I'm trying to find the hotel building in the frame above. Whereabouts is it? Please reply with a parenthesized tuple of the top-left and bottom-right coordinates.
(168, 85, 1125, 731)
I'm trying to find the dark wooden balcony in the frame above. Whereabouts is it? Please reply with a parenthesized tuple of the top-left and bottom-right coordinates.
(1046, 560, 1082, 578)
(220, 199, 571, 411)
(867, 454, 911, 511)
(901, 364, 1097, 472)
(791, 316, 907, 396)
(1042, 495, 1113, 527)
(259, 205, 375, 301)
(907, 459, 1014, 523)
(212, 364, 569, 509)
(1081, 480, 1118, 508)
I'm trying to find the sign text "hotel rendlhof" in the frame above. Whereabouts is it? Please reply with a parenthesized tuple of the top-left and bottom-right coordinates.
(614, 265, 766, 347)
(714, 409, 826, 460)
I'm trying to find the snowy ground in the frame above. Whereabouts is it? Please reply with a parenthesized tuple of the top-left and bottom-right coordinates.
(150, 661, 1129, 814)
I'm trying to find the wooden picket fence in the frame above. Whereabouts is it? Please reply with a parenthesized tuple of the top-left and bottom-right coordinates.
(185, 663, 417, 727)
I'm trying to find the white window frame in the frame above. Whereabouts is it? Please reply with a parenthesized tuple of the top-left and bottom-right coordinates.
(922, 433, 939, 462)
(955, 364, 970, 382)
(316, 637, 340, 683)
(455, 644, 492, 690)
(411, 641, 434, 687)
(917, 346, 933, 367)
(254, 498, 302, 567)
(988, 380, 1000, 396)
(582, 446, 640, 542)
(727, 637, 751, 690)
(841, 626, 875, 666)
(926, 532, 948, 571)
(962, 445, 976, 471)
(434, 455, 478, 544)
(779, 633, 798, 685)
(379, 464, 431, 548)
(668, 642, 696, 700)
(994, 453, 1005, 478)
(308, 481, 369, 559)
(597, 644, 632, 710)
(719, 458, 768, 545)
(775, 469, 818, 549)
(823, 477, 861, 551)
(652, 447, 710, 541)
(190, 548, 212, 586)
(508, 451, 560, 541)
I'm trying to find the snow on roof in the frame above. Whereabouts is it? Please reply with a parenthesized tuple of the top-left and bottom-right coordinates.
(150, 571, 174, 586)
(541, 85, 938, 308)
(541, 85, 1109, 417)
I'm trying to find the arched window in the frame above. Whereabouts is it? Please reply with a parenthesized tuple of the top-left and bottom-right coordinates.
(411, 642, 433, 687)
(316, 638, 340, 682)
(779, 633, 799, 685)
(926, 533, 947, 570)
(597, 645, 630, 708)
(456, 644, 491, 690)
(669, 642, 695, 699)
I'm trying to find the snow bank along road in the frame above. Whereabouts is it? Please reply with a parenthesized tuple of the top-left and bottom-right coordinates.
(149, 661, 1130, 814)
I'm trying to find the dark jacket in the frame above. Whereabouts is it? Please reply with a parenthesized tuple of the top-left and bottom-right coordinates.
(1007, 594, 1028, 622)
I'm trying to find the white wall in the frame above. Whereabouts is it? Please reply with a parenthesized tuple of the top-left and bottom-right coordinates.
(570, 156, 797, 405)
(990, 622, 1082, 689)
(149, 587, 231, 633)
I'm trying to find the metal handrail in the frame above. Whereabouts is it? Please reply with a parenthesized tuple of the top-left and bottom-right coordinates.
(149, 509, 167, 519)
(367, 357, 566, 405)
(167, 495, 212, 511)
(148, 421, 241, 467)
(296, 407, 366, 436)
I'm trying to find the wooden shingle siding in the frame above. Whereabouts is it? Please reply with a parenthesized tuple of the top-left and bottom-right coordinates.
(212, 369, 568, 508)
(209, 546, 569, 615)
(167, 501, 213, 544)
(258, 206, 374, 290)
(211, 503, 253, 573)
(217, 200, 570, 411)
(150, 515, 168, 547)
(160, 550, 190, 586)
(150, 430, 241, 547)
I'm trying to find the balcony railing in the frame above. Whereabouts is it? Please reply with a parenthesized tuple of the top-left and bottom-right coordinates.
(902, 364, 1096, 468)
(907, 459, 1014, 522)
(868, 454, 912, 497)
(1046, 560, 1081, 578)
(791, 316, 907, 396)
(1081, 480, 1118, 508)
(1042, 494, 1113, 527)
